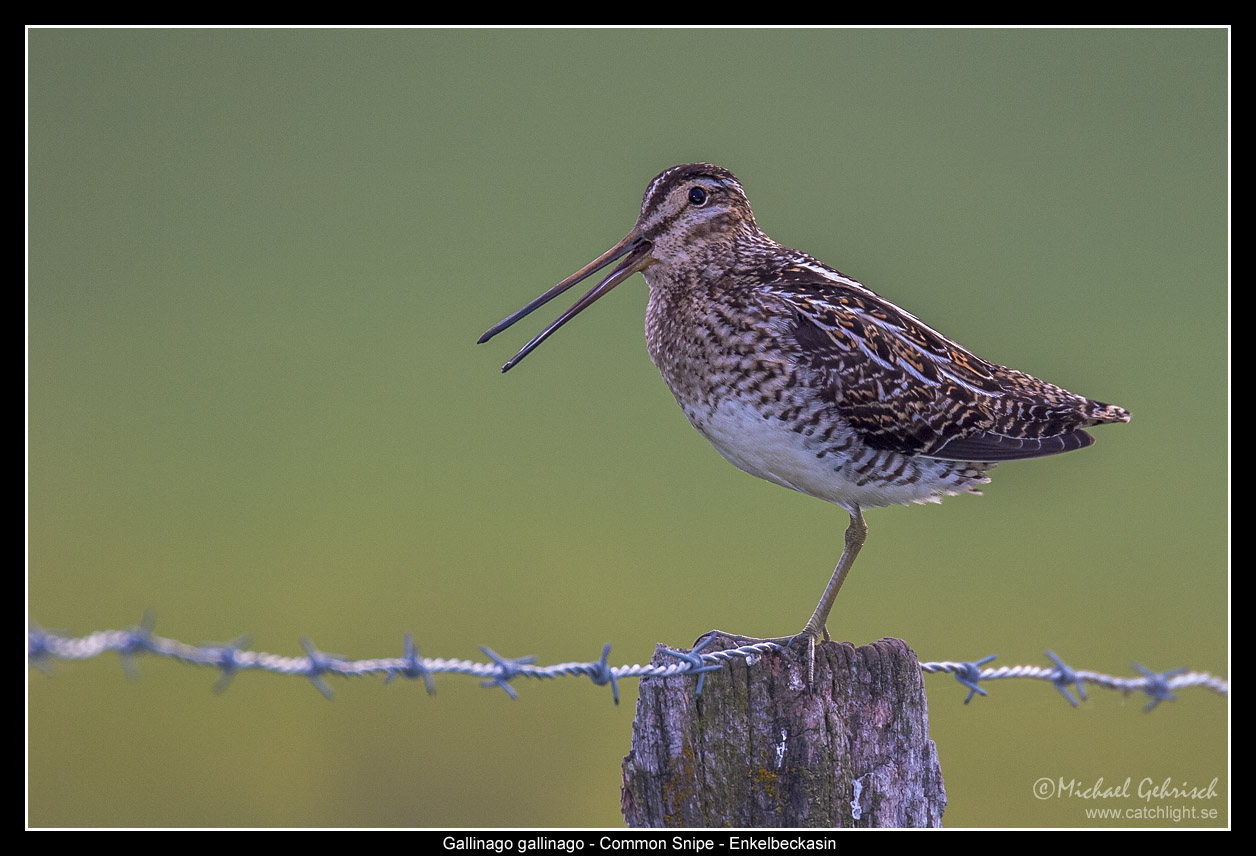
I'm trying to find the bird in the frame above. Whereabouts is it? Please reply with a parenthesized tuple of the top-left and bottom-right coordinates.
(478, 163, 1129, 685)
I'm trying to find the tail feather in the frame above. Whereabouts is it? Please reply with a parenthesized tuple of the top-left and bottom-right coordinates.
(1087, 401, 1131, 425)
(927, 429, 1097, 462)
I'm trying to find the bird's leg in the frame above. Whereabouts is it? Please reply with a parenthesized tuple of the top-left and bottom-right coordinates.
(795, 508, 866, 685)
(703, 507, 867, 687)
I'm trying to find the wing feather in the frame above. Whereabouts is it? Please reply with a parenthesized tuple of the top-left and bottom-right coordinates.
(766, 266, 1127, 462)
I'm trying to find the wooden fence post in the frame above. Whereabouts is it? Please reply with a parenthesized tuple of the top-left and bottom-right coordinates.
(621, 635, 946, 827)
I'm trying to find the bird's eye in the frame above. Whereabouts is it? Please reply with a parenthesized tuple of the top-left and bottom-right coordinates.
(688, 186, 708, 206)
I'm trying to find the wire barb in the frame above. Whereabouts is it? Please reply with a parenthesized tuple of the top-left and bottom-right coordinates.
(388, 634, 436, 695)
(661, 635, 725, 696)
(119, 612, 158, 681)
(1045, 650, 1086, 707)
(207, 635, 251, 694)
(587, 644, 620, 705)
(952, 654, 998, 704)
(479, 647, 536, 700)
(300, 637, 337, 700)
(1133, 663, 1188, 713)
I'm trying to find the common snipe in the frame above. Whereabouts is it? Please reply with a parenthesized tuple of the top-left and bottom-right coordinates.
(480, 163, 1130, 684)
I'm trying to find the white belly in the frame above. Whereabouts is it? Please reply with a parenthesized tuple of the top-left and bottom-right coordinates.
(686, 398, 978, 512)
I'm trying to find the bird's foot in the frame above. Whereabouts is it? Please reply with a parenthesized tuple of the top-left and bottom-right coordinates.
(697, 625, 829, 688)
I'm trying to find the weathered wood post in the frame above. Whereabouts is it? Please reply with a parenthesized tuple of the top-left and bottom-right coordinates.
(621, 635, 945, 828)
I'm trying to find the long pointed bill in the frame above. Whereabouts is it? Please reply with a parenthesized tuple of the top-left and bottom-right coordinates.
(478, 230, 654, 372)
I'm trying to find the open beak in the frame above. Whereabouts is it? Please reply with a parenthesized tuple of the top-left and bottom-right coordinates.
(478, 229, 654, 372)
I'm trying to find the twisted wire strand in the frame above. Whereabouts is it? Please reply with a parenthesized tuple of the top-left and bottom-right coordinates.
(29, 624, 1227, 709)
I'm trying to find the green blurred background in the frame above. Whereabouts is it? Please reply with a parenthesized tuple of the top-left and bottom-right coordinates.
(28, 28, 1227, 828)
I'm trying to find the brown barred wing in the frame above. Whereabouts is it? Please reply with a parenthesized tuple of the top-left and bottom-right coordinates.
(773, 273, 1129, 462)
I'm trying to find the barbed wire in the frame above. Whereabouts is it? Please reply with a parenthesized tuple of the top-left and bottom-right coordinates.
(28, 619, 1228, 711)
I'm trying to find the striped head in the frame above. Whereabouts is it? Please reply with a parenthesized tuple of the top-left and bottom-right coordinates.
(638, 164, 757, 233)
